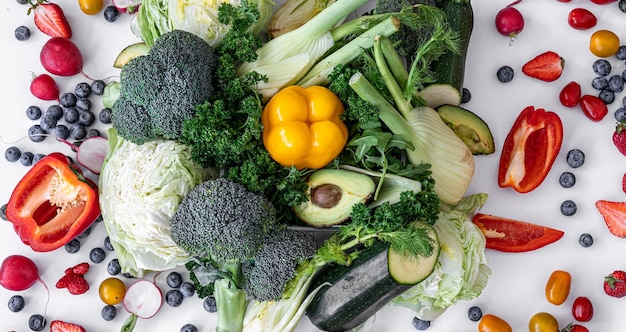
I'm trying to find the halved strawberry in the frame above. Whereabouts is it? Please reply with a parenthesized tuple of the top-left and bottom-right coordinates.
(522, 51, 564, 82)
(613, 121, 626, 156)
(50, 320, 86, 332)
(29, 0, 72, 39)
(596, 200, 626, 237)
(622, 173, 626, 193)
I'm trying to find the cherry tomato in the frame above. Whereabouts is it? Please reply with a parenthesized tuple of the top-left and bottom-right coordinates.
(579, 94, 608, 122)
(478, 314, 512, 332)
(568, 8, 597, 30)
(589, 30, 620, 57)
(529, 312, 559, 332)
(559, 81, 582, 107)
(572, 296, 594, 322)
(78, 0, 104, 15)
(565, 323, 590, 332)
(545, 270, 571, 305)
(590, 0, 617, 4)
(99, 277, 126, 305)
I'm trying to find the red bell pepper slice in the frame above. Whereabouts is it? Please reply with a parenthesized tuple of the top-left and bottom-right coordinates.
(472, 213, 564, 252)
(498, 106, 563, 193)
(6, 152, 100, 252)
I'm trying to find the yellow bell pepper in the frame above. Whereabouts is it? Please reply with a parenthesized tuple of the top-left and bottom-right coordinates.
(262, 85, 348, 170)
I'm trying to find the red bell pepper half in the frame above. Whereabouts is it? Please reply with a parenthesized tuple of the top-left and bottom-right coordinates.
(472, 213, 564, 252)
(498, 106, 563, 193)
(6, 152, 100, 252)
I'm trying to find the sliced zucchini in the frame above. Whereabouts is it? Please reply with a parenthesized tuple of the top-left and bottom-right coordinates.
(437, 104, 495, 155)
(419, 84, 462, 109)
(113, 42, 150, 69)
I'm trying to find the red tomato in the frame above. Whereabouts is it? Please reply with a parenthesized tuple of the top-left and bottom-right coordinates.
(567, 324, 590, 332)
(559, 81, 582, 107)
(545, 270, 571, 305)
(579, 94, 608, 121)
(472, 213, 564, 252)
(572, 296, 593, 322)
(590, 0, 617, 4)
(478, 314, 512, 332)
(568, 8, 597, 30)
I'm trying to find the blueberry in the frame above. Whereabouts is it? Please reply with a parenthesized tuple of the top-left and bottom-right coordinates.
(104, 236, 115, 251)
(78, 225, 91, 238)
(608, 75, 624, 93)
(617, 46, 626, 60)
(52, 125, 70, 140)
(122, 272, 135, 279)
(166, 272, 183, 288)
(94, 215, 103, 223)
(104, 6, 119, 22)
(46, 105, 64, 120)
(90, 247, 106, 263)
(32, 153, 46, 164)
(87, 128, 101, 138)
(64, 239, 81, 253)
(203, 296, 217, 313)
(180, 324, 199, 332)
(69, 140, 82, 153)
(411, 317, 430, 330)
(60, 93, 77, 107)
(75, 82, 92, 98)
(26, 105, 42, 120)
(20, 151, 34, 166)
(1, 204, 7, 221)
(623, 68, 626, 83)
(180, 281, 195, 298)
(28, 125, 47, 142)
(566, 149, 585, 168)
(615, 107, 626, 121)
(5, 146, 21, 162)
(559, 171, 576, 188)
(29, 314, 46, 331)
(99, 107, 112, 124)
(599, 89, 615, 104)
(16, 0, 29, 4)
(91, 80, 106, 95)
(15, 25, 31, 41)
(107, 258, 121, 275)
(64, 107, 80, 123)
(69, 124, 87, 140)
(461, 88, 471, 104)
(101, 305, 117, 321)
(76, 97, 91, 111)
(620, 0, 626, 13)
(8, 295, 25, 312)
(496, 65, 514, 83)
(579, 233, 593, 248)
(467, 305, 483, 322)
(591, 76, 608, 90)
(39, 115, 57, 131)
(592, 59, 612, 76)
(560, 200, 577, 216)
(623, 95, 626, 108)
(166, 289, 184, 307)
(78, 110, 96, 126)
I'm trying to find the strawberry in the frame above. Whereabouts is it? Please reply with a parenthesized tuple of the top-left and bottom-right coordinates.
(50, 320, 86, 332)
(522, 51, 564, 82)
(613, 121, 626, 156)
(603, 270, 626, 298)
(29, 73, 59, 101)
(29, 0, 72, 39)
(596, 200, 626, 237)
(622, 173, 626, 193)
(69, 262, 90, 275)
(56, 272, 89, 295)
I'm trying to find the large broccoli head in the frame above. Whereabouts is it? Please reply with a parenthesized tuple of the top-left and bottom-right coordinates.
(169, 178, 278, 265)
(111, 29, 218, 144)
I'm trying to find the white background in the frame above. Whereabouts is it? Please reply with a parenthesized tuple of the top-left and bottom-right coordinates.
(1, 0, 626, 331)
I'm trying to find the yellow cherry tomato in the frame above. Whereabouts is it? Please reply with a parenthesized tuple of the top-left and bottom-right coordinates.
(78, 0, 104, 15)
(478, 314, 512, 332)
(528, 312, 559, 332)
(545, 270, 571, 305)
(99, 277, 126, 305)
(589, 30, 620, 57)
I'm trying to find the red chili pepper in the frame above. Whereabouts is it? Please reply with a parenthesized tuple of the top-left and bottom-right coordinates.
(579, 94, 608, 122)
(498, 106, 563, 193)
(472, 213, 564, 252)
(6, 153, 100, 252)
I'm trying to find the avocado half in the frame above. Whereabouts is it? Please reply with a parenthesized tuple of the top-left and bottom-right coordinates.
(113, 42, 150, 68)
(436, 104, 495, 155)
(293, 169, 375, 227)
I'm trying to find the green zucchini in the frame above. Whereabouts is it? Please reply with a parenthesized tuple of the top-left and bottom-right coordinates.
(431, 0, 474, 93)
(305, 225, 440, 331)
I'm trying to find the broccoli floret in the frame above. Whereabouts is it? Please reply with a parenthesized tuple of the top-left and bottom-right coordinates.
(111, 29, 218, 144)
(242, 228, 316, 301)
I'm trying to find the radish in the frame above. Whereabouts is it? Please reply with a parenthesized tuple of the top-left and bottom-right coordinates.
(57, 136, 109, 174)
(121, 279, 163, 332)
(495, 0, 524, 45)
(30, 73, 59, 102)
(40, 37, 84, 76)
(0, 255, 42, 291)
(112, 0, 141, 13)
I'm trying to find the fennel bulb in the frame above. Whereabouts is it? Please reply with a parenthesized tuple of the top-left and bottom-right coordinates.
(99, 128, 211, 277)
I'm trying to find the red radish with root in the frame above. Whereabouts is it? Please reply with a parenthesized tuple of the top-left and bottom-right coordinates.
(121, 278, 163, 331)
(57, 136, 108, 174)
(30, 73, 59, 102)
(40, 37, 84, 77)
(0, 255, 43, 291)
(496, 0, 525, 45)
(112, 0, 142, 13)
